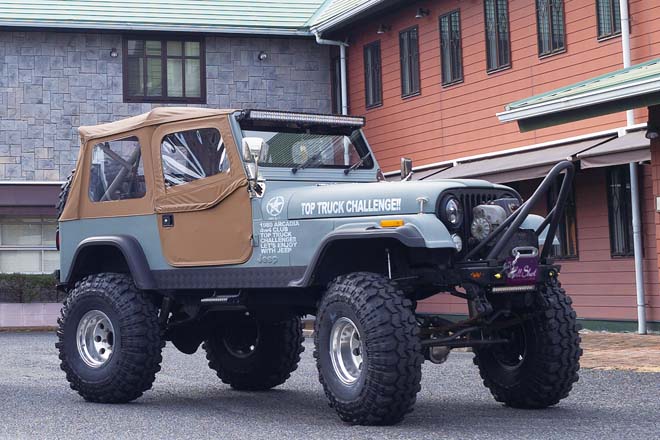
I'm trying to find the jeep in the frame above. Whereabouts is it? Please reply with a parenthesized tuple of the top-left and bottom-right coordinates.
(55, 108, 581, 425)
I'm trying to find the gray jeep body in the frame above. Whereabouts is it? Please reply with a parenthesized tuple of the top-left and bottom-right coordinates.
(55, 108, 581, 425)
(58, 109, 550, 296)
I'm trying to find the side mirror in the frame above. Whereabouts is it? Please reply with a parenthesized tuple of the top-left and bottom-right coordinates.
(400, 157, 413, 181)
(242, 137, 264, 162)
(242, 137, 265, 195)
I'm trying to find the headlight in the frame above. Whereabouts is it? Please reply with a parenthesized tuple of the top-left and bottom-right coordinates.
(440, 196, 463, 228)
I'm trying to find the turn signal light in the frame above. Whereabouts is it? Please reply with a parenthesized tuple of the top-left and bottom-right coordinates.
(380, 219, 404, 228)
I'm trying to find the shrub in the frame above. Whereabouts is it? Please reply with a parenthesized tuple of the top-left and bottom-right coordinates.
(0, 273, 64, 303)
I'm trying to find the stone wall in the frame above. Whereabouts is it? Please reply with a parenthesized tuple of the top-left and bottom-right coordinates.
(0, 30, 331, 181)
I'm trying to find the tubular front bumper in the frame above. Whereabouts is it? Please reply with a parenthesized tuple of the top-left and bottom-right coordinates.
(455, 262, 560, 291)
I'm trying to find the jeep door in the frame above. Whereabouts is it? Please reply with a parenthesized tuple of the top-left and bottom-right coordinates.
(151, 115, 252, 267)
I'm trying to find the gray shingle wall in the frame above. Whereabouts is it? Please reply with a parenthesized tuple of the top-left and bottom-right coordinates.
(0, 31, 331, 181)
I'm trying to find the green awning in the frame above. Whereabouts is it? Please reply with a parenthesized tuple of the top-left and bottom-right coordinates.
(498, 58, 660, 132)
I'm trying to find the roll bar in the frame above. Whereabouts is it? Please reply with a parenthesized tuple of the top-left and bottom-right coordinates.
(462, 160, 575, 263)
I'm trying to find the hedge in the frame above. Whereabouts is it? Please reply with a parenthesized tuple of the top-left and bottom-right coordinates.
(0, 273, 64, 303)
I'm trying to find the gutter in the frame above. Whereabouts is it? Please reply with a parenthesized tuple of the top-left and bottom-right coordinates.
(314, 31, 350, 164)
(314, 32, 348, 116)
(619, 0, 647, 335)
(0, 21, 314, 37)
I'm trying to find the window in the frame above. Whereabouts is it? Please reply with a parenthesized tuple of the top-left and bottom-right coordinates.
(161, 128, 228, 187)
(547, 175, 578, 259)
(331, 56, 343, 114)
(0, 217, 59, 274)
(364, 41, 383, 108)
(399, 27, 421, 97)
(89, 137, 146, 202)
(607, 166, 634, 257)
(596, 0, 622, 39)
(123, 37, 205, 103)
(537, 0, 565, 56)
(484, 0, 511, 72)
(439, 10, 463, 85)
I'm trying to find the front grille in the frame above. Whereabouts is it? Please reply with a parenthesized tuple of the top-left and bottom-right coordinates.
(447, 188, 518, 253)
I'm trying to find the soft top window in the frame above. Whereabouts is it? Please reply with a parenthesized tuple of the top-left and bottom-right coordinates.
(89, 136, 146, 202)
(161, 127, 229, 187)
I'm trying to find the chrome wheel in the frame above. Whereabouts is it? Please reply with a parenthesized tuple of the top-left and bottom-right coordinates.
(329, 317, 363, 385)
(76, 310, 115, 368)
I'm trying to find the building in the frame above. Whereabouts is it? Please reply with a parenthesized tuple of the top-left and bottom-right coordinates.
(313, 0, 660, 329)
(0, 0, 336, 278)
(2, 0, 659, 331)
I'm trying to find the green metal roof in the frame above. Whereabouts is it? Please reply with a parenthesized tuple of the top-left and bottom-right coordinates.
(0, 0, 327, 35)
(308, 0, 375, 29)
(498, 58, 660, 131)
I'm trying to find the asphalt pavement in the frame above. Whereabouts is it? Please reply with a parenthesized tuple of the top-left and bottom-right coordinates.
(1, 332, 658, 440)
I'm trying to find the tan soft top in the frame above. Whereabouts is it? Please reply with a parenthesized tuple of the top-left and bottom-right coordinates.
(78, 107, 235, 143)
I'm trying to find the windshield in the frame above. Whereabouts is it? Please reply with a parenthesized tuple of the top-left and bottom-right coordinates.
(240, 128, 374, 171)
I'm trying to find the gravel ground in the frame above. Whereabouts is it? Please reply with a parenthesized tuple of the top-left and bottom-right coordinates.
(1, 332, 659, 440)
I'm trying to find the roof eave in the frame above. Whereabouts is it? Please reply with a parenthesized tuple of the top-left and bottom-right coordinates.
(0, 20, 314, 37)
(497, 77, 660, 131)
(310, 0, 388, 33)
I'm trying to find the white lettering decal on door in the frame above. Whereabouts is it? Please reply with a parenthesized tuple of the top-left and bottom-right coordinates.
(259, 220, 300, 255)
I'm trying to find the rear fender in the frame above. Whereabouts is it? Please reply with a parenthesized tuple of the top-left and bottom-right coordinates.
(63, 235, 156, 290)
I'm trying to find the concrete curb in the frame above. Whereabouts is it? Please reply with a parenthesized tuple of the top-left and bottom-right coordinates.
(0, 303, 61, 329)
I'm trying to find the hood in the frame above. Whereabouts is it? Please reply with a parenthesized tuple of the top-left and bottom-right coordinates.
(261, 179, 512, 220)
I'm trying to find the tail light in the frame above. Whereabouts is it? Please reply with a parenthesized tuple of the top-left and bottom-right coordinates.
(56, 229, 60, 251)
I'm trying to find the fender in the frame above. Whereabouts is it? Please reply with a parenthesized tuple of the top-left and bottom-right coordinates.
(64, 235, 157, 290)
(520, 214, 560, 246)
(290, 222, 432, 287)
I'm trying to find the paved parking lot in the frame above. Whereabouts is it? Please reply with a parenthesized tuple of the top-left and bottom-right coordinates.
(1, 332, 659, 440)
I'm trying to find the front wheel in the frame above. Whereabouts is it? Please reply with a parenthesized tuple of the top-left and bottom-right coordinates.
(474, 280, 582, 408)
(314, 272, 423, 425)
(56, 273, 164, 403)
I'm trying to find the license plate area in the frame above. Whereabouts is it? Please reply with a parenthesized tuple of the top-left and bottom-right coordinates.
(504, 246, 539, 285)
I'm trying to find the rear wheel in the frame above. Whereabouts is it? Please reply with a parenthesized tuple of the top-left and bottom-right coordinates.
(473, 280, 582, 408)
(56, 273, 164, 403)
(203, 313, 304, 391)
(314, 272, 423, 425)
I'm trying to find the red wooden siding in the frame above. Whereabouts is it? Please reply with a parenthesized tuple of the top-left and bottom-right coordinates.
(342, 0, 660, 172)
(337, 0, 660, 322)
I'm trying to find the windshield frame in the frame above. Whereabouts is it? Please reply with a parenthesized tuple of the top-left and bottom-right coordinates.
(232, 112, 379, 182)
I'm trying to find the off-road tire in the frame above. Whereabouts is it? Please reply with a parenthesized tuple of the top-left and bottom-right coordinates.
(473, 279, 582, 408)
(314, 272, 423, 425)
(56, 273, 164, 403)
(56, 169, 74, 219)
(203, 314, 304, 391)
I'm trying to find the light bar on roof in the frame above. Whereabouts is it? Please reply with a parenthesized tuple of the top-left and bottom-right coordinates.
(244, 110, 365, 128)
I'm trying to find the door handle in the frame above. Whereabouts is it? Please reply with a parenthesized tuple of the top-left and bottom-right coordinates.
(162, 214, 174, 228)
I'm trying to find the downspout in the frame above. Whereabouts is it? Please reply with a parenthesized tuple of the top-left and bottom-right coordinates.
(314, 31, 351, 165)
(619, 0, 647, 334)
